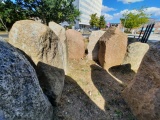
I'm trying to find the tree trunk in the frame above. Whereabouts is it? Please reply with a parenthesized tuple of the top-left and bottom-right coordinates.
(0, 18, 8, 32)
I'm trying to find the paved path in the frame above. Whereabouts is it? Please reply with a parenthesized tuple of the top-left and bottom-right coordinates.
(0, 33, 8, 39)
(148, 34, 160, 42)
(127, 33, 160, 43)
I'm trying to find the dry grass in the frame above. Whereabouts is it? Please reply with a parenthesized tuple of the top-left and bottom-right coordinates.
(53, 57, 136, 120)
(0, 31, 8, 34)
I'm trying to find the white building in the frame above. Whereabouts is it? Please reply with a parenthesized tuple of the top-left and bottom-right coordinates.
(73, 0, 103, 29)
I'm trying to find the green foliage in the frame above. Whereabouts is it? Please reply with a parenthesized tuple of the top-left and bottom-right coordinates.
(68, 24, 74, 29)
(89, 13, 99, 28)
(0, 0, 80, 30)
(99, 15, 106, 29)
(0, 0, 27, 31)
(114, 109, 123, 118)
(120, 8, 149, 30)
(16, 0, 81, 25)
(89, 14, 106, 29)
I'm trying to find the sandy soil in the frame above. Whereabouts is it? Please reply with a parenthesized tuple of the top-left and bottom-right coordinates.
(53, 57, 137, 120)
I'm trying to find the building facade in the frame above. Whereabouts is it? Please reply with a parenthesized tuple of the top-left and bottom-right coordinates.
(73, 0, 103, 29)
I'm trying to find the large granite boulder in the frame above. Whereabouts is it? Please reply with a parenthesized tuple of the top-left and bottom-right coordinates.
(66, 29, 85, 60)
(98, 27, 127, 70)
(49, 21, 68, 74)
(123, 42, 160, 120)
(122, 42, 149, 72)
(9, 20, 63, 70)
(37, 62, 65, 106)
(0, 37, 53, 120)
(9, 20, 65, 105)
(87, 30, 105, 61)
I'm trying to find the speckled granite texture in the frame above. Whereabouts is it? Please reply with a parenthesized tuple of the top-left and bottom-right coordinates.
(0, 37, 53, 120)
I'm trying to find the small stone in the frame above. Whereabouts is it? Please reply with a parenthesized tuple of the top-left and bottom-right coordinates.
(88, 91, 92, 96)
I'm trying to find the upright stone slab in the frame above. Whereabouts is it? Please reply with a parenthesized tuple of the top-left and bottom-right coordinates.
(98, 27, 127, 70)
(37, 62, 65, 106)
(49, 21, 68, 74)
(87, 30, 105, 61)
(66, 29, 85, 60)
(9, 20, 65, 105)
(9, 20, 63, 70)
(123, 42, 160, 120)
(122, 42, 149, 72)
(0, 37, 53, 120)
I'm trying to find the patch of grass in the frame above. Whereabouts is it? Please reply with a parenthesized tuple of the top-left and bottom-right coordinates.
(79, 109, 83, 113)
(127, 113, 137, 120)
(105, 105, 110, 110)
(61, 59, 136, 120)
(97, 91, 101, 96)
(114, 109, 123, 118)
(108, 98, 119, 105)
(81, 68, 89, 72)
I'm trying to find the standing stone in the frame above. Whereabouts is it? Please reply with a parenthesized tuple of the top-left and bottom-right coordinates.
(123, 42, 160, 120)
(9, 20, 63, 70)
(49, 21, 68, 74)
(122, 42, 149, 72)
(9, 20, 65, 105)
(87, 30, 105, 61)
(0, 38, 53, 120)
(66, 29, 85, 60)
(98, 27, 127, 70)
(37, 62, 65, 106)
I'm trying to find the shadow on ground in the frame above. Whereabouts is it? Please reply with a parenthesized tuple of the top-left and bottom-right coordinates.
(53, 59, 137, 120)
(53, 75, 109, 120)
(127, 37, 137, 45)
(109, 64, 136, 85)
(91, 64, 136, 120)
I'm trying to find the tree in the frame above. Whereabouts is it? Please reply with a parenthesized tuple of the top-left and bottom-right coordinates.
(0, 0, 27, 31)
(120, 8, 149, 31)
(99, 15, 106, 29)
(16, 0, 81, 25)
(89, 13, 99, 28)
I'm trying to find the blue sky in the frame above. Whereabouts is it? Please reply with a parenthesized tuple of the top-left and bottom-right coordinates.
(102, 0, 160, 23)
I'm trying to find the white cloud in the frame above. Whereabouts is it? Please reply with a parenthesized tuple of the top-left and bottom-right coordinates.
(114, 7, 160, 18)
(102, 5, 116, 12)
(101, 9, 131, 22)
(108, 9, 138, 22)
(102, 13, 113, 20)
(113, 9, 128, 18)
(117, 0, 143, 4)
(101, 4, 160, 22)
(145, 7, 160, 17)
(101, 5, 116, 22)
(106, 7, 160, 22)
